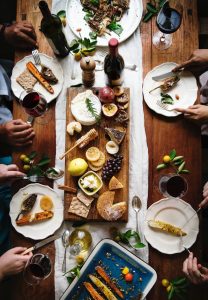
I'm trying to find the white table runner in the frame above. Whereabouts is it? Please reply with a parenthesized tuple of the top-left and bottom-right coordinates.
(51, 1, 149, 299)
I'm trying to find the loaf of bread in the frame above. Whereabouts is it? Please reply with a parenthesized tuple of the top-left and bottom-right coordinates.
(16, 211, 54, 226)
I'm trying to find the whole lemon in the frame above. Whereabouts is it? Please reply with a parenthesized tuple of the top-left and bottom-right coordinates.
(162, 278, 170, 287)
(163, 155, 171, 163)
(68, 158, 88, 176)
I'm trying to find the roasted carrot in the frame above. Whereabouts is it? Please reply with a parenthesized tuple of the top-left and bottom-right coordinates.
(26, 61, 54, 94)
(95, 266, 124, 299)
(83, 282, 105, 300)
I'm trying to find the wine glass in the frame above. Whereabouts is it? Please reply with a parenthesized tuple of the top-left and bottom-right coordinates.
(159, 173, 188, 198)
(19, 89, 50, 125)
(23, 253, 52, 285)
(153, 0, 183, 50)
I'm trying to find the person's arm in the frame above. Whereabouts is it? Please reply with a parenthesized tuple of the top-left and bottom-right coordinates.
(183, 252, 208, 284)
(175, 105, 208, 123)
(0, 119, 35, 147)
(172, 49, 208, 76)
(0, 247, 32, 281)
(0, 21, 38, 49)
(0, 164, 25, 183)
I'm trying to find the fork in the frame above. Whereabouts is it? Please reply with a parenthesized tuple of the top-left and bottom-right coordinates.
(15, 175, 45, 183)
(32, 49, 42, 66)
(156, 99, 177, 111)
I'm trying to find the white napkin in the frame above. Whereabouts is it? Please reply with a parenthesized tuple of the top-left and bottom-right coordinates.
(52, 1, 148, 299)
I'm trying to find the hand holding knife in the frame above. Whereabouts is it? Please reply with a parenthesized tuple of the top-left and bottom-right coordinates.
(22, 234, 61, 255)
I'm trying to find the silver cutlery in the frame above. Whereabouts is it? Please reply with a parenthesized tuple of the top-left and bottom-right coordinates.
(32, 49, 42, 66)
(15, 175, 45, 183)
(62, 230, 70, 273)
(23, 234, 61, 255)
(26, 115, 34, 125)
(95, 59, 138, 71)
(156, 99, 177, 111)
(152, 70, 181, 82)
(132, 195, 142, 234)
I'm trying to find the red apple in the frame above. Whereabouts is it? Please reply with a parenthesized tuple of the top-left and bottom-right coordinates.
(99, 87, 115, 103)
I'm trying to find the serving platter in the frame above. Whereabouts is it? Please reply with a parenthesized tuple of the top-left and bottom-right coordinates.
(144, 197, 199, 254)
(143, 62, 198, 117)
(66, 0, 143, 47)
(60, 239, 157, 300)
(9, 183, 63, 240)
(64, 87, 129, 222)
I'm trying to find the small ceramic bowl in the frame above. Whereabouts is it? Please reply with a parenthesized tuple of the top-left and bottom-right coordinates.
(78, 171, 103, 196)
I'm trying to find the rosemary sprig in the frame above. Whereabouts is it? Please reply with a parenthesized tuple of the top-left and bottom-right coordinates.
(85, 98, 101, 123)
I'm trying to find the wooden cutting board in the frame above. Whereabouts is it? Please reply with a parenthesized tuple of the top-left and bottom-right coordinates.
(64, 87, 129, 222)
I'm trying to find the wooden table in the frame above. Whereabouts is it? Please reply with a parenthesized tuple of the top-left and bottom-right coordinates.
(1, 0, 208, 299)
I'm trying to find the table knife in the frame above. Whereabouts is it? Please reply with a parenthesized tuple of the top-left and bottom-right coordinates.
(152, 71, 179, 82)
(181, 207, 201, 231)
(22, 234, 61, 255)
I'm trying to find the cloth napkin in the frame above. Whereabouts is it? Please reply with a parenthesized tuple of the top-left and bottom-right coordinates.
(51, 1, 148, 299)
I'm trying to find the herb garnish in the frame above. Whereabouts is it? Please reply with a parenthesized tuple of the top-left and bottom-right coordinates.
(85, 98, 101, 123)
(143, 0, 167, 22)
(65, 264, 83, 284)
(69, 32, 97, 57)
(162, 277, 190, 300)
(107, 21, 123, 36)
(21, 151, 51, 176)
(161, 93, 174, 105)
(110, 227, 145, 249)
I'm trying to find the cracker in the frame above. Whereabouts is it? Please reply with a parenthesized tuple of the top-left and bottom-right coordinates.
(16, 69, 37, 91)
(68, 197, 91, 218)
(77, 190, 94, 207)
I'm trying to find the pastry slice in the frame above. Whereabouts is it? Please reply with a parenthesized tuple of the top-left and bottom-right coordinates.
(105, 127, 126, 145)
(109, 176, 123, 191)
(41, 65, 58, 84)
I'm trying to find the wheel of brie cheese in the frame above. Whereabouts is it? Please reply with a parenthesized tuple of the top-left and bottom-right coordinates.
(71, 90, 101, 126)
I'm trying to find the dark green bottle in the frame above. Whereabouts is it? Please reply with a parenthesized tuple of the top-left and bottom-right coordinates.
(39, 1, 70, 57)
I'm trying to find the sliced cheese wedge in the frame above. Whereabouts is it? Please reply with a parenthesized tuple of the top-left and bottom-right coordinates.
(148, 220, 187, 236)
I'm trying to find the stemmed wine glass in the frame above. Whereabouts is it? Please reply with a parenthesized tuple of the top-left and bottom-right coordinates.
(19, 89, 49, 125)
(23, 253, 52, 286)
(153, 0, 183, 50)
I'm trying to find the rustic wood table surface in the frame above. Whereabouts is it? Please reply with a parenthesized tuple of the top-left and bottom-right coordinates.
(1, 0, 208, 299)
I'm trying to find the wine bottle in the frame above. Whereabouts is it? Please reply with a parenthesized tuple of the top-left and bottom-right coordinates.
(104, 38, 124, 86)
(39, 1, 70, 57)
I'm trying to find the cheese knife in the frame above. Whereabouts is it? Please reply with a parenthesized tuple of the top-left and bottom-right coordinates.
(22, 234, 61, 255)
(152, 71, 180, 82)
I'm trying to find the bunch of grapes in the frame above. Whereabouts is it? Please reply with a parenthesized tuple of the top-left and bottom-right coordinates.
(102, 154, 123, 181)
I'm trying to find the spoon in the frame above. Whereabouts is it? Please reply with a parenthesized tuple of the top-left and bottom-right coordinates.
(45, 167, 64, 180)
(132, 195, 142, 233)
(62, 230, 70, 273)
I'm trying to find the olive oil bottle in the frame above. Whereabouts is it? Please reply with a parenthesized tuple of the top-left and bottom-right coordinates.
(39, 1, 70, 57)
(69, 228, 92, 256)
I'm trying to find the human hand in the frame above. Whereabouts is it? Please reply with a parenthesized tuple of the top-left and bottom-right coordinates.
(172, 49, 208, 76)
(183, 252, 208, 284)
(0, 164, 25, 183)
(198, 181, 208, 209)
(2, 119, 35, 147)
(4, 21, 37, 49)
(0, 247, 32, 281)
(175, 105, 208, 123)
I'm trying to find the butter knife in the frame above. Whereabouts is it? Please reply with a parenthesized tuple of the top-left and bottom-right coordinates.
(181, 207, 201, 231)
(152, 71, 179, 82)
(22, 234, 61, 255)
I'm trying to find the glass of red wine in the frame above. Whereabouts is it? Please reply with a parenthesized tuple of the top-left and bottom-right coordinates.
(153, 0, 182, 50)
(19, 89, 49, 124)
(23, 253, 52, 285)
(159, 174, 188, 198)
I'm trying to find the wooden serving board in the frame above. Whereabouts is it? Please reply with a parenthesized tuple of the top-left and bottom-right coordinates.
(64, 87, 129, 222)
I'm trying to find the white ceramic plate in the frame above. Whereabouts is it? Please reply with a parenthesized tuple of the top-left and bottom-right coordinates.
(10, 183, 63, 240)
(66, 0, 143, 46)
(144, 197, 199, 254)
(11, 53, 64, 103)
(143, 62, 198, 117)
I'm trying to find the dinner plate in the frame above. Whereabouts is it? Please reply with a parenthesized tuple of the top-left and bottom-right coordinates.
(60, 239, 157, 300)
(143, 62, 198, 117)
(144, 197, 199, 254)
(11, 53, 64, 103)
(10, 183, 63, 240)
(66, 0, 143, 47)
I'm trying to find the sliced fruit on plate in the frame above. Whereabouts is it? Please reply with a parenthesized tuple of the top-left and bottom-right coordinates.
(106, 141, 119, 155)
(86, 147, 101, 162)
(90, 151, 106, 167)
(40, 195, 53, 211)
(109, 176, 123, 191)
(97, 191, 126, 221)
(148, 220, 187, 236)
(105, 127, 126, 145)
(102, 103, 118, 117)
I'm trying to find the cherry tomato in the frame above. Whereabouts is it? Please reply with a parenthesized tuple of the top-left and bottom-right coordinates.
(125, 273, 133, 282)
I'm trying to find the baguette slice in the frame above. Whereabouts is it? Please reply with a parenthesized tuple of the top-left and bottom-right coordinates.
(84, 282, 105, 300)
(89, 274, 118, 300)
(16, 211, 54, 226)
(26, 61, 54, 94)
(148, 219, 187, 236)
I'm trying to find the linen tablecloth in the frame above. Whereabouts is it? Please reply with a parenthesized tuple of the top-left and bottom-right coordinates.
(51, 1, 149, 298)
